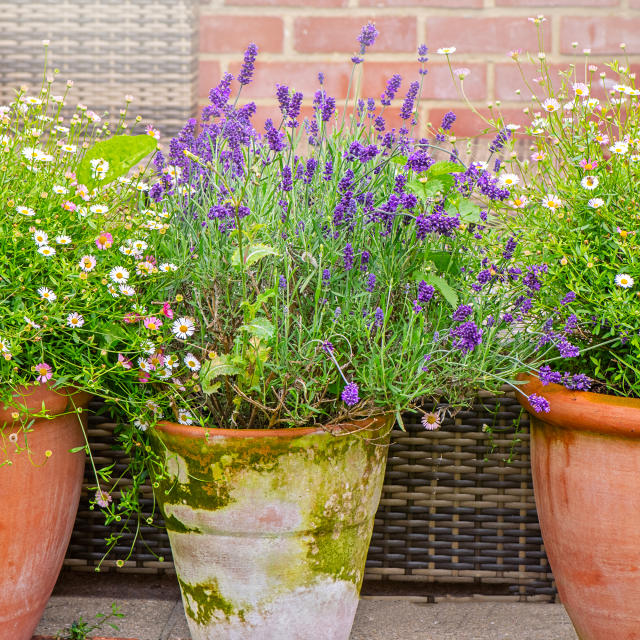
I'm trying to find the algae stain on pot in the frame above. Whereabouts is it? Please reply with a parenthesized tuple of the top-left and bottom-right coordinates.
(178, 576, 244, 625)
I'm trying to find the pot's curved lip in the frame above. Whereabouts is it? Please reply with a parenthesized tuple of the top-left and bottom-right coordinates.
(0, 383, 92, 425)
(518, 374, 640, 438)
(154, 414, 391, 439)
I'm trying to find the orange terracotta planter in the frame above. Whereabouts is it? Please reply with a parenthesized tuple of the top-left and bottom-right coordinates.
(0, 385, 91, 640)
(519, 376, 640, 640)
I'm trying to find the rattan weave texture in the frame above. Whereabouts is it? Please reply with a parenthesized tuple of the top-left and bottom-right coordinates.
(64, 394, 555, 599)
(0, 1, 198, 136)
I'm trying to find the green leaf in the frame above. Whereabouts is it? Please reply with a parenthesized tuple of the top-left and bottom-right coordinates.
(200, 355, 243, 394)
(447, 199, 482, 223)
(428, 161, 464, 176)
(240, 317, 275, 340)
(232, 243, 279, 268)
(424, 251, 453, 273)
(76, 135, 158, 189)
(424, 274, 459, 308)
(390, 155, 408, 165)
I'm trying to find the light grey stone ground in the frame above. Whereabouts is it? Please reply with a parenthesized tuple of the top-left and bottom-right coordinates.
(36, 592, 578, 640)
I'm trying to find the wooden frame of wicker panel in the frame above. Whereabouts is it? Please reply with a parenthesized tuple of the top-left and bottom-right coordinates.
(64, 391, 555, 600)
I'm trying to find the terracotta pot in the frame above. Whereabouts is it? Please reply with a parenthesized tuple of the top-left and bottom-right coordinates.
(149, 417, 391, 640)
(519, 376, 640, 640)
(0, 385, 91, 640)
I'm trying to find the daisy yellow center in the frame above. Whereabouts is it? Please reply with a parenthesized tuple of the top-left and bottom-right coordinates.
(38, 366, 48, 375)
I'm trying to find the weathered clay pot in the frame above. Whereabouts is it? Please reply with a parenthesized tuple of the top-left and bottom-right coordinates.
(0, 384, 90, 640)
(519, 376, 640, 640)
(150, 417, 391, 640)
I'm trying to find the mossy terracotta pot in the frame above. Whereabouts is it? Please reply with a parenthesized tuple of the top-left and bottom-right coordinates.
(0, 384, 90, 640)
(519, 375, 640, 640)
(149, 416, 391, 640)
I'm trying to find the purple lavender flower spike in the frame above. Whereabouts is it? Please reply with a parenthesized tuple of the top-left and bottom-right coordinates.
(452, 304, 473, 322)
(528, 393, 550, 413)
(288, 91, 303, 127)
(539, 365, 563, 386)
(381, 74, 402, 106)
(276, 84, 290, 117)
(366, 273, 376, 292)
(343, 243, 354, 271)
(341, 382, 360, 406)
(322, 340, 334, 354)
(418, 281, 434, 303)
(417, 44, 428, 63)
(400, 81, 420, 121)
(357, 22, 379, 53)
(238, 43, 258, 86)
(561, 291, 576, 305)
(280, 166, 293, 192)
(441, 111, 456, 131)
(450, 321, 483, 354)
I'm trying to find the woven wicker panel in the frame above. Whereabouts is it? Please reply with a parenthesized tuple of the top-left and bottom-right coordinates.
(0, 0, 198, 136)
(64, 393, 555, 599)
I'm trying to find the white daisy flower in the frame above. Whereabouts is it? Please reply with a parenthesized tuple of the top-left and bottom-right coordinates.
(436, 46, 456, 55)
(38, 245, 55, 257)
(164, 165, 182, 181)
(498, 173, 520, 187)
(90, 204, 109, 214)
(55, 125, 70, 134)
(142, 340, 156, 355)
(119, 284, 135, 296)
(610, 141, 629, 154)
(171, 317, 195, 340)
(67, 312, 85, 328)
(79, 255, 97, 272)
(588, 197, 605, 208)
(138, 357, 151, 372)
(21, 146, 43, 161)
(541, 194, 562, 210)
(157, 367, 172, 380)
(131, 240, 148, 253)
(37, 287, 56, 302)
(509, 195, 528, 209)
(133, 419, 149, 432)
(135, 182, 150, 192)
(52, 185, 68, 195)
(33, 230, 48, 246)
(580, 175, 599, 190)
(109, 266, 130, 283)
(60, 143, 76, 153)
(0, 337, 10, 353)
(107, 284, 120, 298)
(158, 263, 178, 272)
(184, 353, 201, 372)
(573, 82, 589, 97)
(118, 176, 131, 185)
(615, 273, 634, 288)
(177, 411, 194, 425)
(90, 158, 109, 181)
(120, 245, 135, 256)
(586, 98, 601, 109)
(24, 316, 41, 329)
(166, 354, 180, 369)
(56, 235, 72, 245)
(471, 161, 487, 170)
(541, 98, 560, 113)
(16, 205, 35, 216)
(594, 132, 609, 144)
(136, 261, 155, 276)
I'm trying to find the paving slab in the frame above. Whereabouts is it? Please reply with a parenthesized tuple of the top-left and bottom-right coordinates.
(34, 574, 578, 640)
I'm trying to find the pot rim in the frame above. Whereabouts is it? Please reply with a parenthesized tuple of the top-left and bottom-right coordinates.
(518, 373, 640, 438)
(0, 383, 92, 426)
(154, 414, 392, 440)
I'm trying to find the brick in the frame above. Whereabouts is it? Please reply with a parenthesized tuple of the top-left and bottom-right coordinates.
(426, 107, 528, 138)
(560, 17, 640, 54)
(362, 62, 487, 101)
(425, 17, 550, 55)
(630, 0, 640, 7)
(200, 15, 284, 54)
(498, 0, 617, 5)
(226, 0, 346, 5)
(293, 16, 416, 54)
(361, 0, 481, 6)
(198, 60, 222, 99)
(227, 61, 352, 99)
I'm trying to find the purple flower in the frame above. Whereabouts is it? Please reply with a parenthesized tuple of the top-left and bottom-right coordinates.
(304, 158, 318, 184)
(400, 81, 420, 121)
(341, 382, 360, 406)
(351, 56, 364, 65)
(321, 161, 333, 183)
(264, 119, 286, 152)
(343, 243, 354, 270)
(322, 340, 334, 354)
(381, 74, 402, 106)
(357, 22, 379, 53)
(450, 321, 483, 354)
(318, 72, 325, 85)
(557, 337, 580, 358)
(565, 373, 591, 391)
(489, 128, 512, 153)
(502, 313, 514, 324)
(322, 268, 331, 284)
(276, 84, 290, 116)
(418, 281, 434, 303)
(441, 111, 456, 130)
(366, 273, 376, 292)
(412, 300, 423, 314)
(208, 73, 234, 112)
(528, 393, 550, 414)
(374, 115, 386, 132)
(502, 236, 517, 260)
(280, 166, 293, 192)
(374, 307, 384, 327)
(418, 44, 428, 63)
(564, 314, 578, 333)
(279, 275, 287, 289)
(406, 149, 434, 173)
(288, 91, 303, 127)
(452, 304, 473, 322)
(539, 365, 563, 386)
(238, 43, 258, 86)
(561, 291, 576, 305)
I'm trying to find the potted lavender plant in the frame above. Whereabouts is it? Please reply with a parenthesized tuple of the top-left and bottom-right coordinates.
(102, 24, 559, 640)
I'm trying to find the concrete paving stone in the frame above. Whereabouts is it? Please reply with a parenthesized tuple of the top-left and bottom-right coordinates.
(36, 596, 578, 640)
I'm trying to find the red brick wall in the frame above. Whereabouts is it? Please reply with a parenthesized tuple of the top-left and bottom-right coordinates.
(197, 0, 639, 137)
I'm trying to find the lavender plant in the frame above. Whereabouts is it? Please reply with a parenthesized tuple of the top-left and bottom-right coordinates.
(125, 23, 558, 431)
